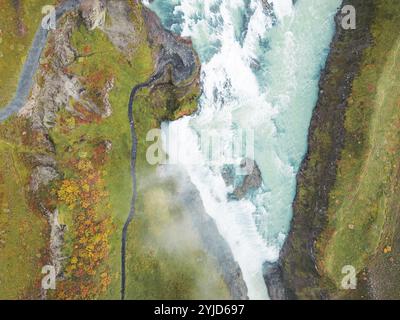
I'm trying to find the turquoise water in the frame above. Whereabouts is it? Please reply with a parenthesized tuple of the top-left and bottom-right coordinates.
(145, 0, 342, 299)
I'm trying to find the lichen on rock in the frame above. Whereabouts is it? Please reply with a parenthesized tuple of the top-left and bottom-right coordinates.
(80, 0, 106, 31)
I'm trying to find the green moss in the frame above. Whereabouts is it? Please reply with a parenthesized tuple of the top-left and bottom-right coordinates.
(125, 179, 230, 300)
(0, 141, 47, 299)
(319, 1, 400, 290)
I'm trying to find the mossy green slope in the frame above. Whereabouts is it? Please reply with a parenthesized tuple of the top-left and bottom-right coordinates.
(319, 2, 400, 296)
(280, 0, 400, 300)
(0, 119, 49, 299)
(0, 95, 67, 297)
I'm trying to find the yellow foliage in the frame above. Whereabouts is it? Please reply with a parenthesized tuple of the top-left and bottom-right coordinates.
(57, 180, 80, 208)
(77, 159, 94, 172)
(384, 246, 392, 254)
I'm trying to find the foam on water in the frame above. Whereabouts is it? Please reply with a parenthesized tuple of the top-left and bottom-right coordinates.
(144, 0, 342, 299)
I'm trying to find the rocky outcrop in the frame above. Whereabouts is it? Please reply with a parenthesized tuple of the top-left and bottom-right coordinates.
(102, 77, 114, 118)
(53, 12, 77, 67)
(19, 13, 81, 128)
(233, 159, 263, 200)
(79, 0, 106, 30)
(142, 7, 199, 85)
(263, 261, 286, 300)
(222, 158, 263, 200)
(40, 204, 66, 298)
(103, 0, 139, 57)
(20, 9, 114, 128)
(30, 166, 59, 192)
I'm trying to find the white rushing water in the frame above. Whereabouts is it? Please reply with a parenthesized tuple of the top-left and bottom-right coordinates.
(144, 0, 342, 299)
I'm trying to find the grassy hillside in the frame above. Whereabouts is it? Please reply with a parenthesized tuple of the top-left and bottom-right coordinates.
(48, 4, 228, 299)
(318, 1, 400, 297)
(0, 135, 48, 299)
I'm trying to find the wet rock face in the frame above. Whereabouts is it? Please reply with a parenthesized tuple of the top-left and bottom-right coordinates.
(263, 261, 287, 300)
(103, 0, 138, 56)
(234, 158, 263, 199)
(80, 0, 106, 30)
(260, 0, 277, 24)
(142, 8, 199, 84)
(222, 158, 263, 200)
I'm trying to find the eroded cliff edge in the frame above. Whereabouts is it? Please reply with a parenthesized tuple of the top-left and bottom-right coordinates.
(265, 0, 376, 299)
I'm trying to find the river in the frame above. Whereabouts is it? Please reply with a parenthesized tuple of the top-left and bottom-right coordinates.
(144, 0, 342, 299)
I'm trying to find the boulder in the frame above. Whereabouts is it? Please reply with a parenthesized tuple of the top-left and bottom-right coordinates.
(30, 166, 59, 192)
(223, 158, 263, 200)
(80, 0, 106, 31)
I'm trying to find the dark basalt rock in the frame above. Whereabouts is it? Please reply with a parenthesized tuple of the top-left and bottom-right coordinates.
(260, 0, 277, 25)
(142, 7, 199, 85)
(222, 158, 263, 201)
(263, 261, 288, 300)
(233, 158, 263, 200)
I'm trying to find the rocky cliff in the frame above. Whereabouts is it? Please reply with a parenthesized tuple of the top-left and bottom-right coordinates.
(266, 0, 376, 299)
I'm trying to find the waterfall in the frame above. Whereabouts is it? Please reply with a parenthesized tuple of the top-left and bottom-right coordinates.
(144, 0, 342, 299)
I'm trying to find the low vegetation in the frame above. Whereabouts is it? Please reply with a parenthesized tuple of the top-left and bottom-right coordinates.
(317, 1, 400, 297)
(49, 4, 226, 299)
(0, 119, 48, 299)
